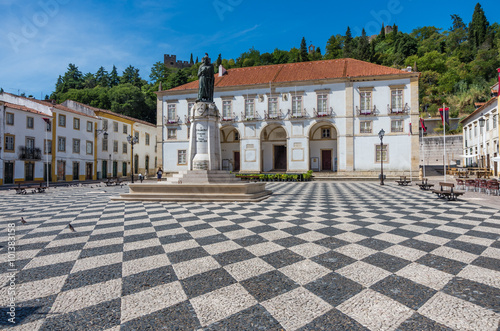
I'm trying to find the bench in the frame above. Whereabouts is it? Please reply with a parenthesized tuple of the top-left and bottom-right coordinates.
(396, 176, 411, 186)
(432, 182, 465, 201)
(416, 178, 434, 191)
(105, 177, 123, 186)
(15, 181, 47, 194)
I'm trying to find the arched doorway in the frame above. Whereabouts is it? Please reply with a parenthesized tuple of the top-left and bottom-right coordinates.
(261, 124, 287, 172)
(220, 126, 240, 172)
(134, 154, 139, 174)
(145, 155, 150, 176)
(309, 122, 338, 172)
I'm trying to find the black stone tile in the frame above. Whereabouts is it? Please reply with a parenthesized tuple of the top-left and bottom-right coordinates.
(195, 234, 229, 246)
(0, 294, 57, 326)
(79, 243, 123, 258)
(205, 303, 282, 331)
(316, 227, 346, 237)
(124, 232, 157, 243)
(124, 222, 153, 231)
(241, 270, 299, 302)
(282, 226, 310, 236)
(357, 238, 393, 251)
(167, 247, 209, 264)
(314, 237, 349, 250)
(442, 277, 500, 313)
(381, 221, 406, 228)
(273, 236, 307, 248)
(123, 245, 166, 262)
(124, 215, 149, 222)
(417, 222, 442, 229)
(480, 221, 500, 229)
(491, 240, 500, 249)
(305, 272, 364, 306)
(425, 229, 460, 240)
(362, 252, 411, 273)
(153, 223, 182, 232)
(396, 313, 453, 331)
(14, 242, 48, 251)
(388, 228, 421, 239)
(41, 298, 121, 330)
(184, 223, 212, 232)
(352, 228, 382, 238)
(158, 233, 194, 245)
(61, 263, 122, 291)
(311, 251, 356, 271)
(319, 220, 341, 226)
(122, 265, 177, 296)
(400, 239, 440, 252)
(298, 308, 369, 331)
(54, 231, 94, 241)
(16, 261, 74, 284)
(213, 248, 255, 266)
(88, 231, 124, 242)
(215, 224, 243, 232)
(444, 240, 487, 255)
(260, 249, 305, 269)
(233, 235, 267, 247)
(471, 256, 500, 272)
(249, 225, 276, 234)
(465, 230, 498, 240)
(181, 268, 236, 299)
(371, 275, 436, 309)
(416, 254, 466, 275)
(93, 222, 123, 230)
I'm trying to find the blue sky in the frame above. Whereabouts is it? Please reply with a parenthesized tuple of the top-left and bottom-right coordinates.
(0, 0, 494, 98)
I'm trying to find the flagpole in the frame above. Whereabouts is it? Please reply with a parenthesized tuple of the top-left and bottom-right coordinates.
(421, 119, 426, 178)
(409, 123, 412, 182)
(443, 103, 446, 182)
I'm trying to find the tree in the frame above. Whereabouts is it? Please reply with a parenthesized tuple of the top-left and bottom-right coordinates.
(149, 61, 169, 85)
(83, 72, 97, 89)
(216, 53, 222, 69)
(190, 53, 194, 65)
(95, 66, 109, 87)
(0, 87, 3, 93)
(380, 23, 386, 40)
(357, 28, 371, 61)
(325, 34, 342, 59)
(469, 3, 489, 48)
(272, 48, 289, 64)
(300, 37, 309, 61)
(395, 33, 418, 58)
(120, 65, 143, 88)
(343, 27, 354, 58)
(109, 65, 119, 87)
(196, 56, 199, 63)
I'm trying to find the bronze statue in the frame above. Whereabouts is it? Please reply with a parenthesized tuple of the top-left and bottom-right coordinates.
(197, 53, 214, 102)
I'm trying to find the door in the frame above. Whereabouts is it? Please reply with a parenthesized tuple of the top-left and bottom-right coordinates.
(102, 161, 107, 179)
(86, 163, 93, 180)
(321, 150, 332, 171)
(113, 161, 118, 178)
(57, 161, 65, 181)
(233, 151, 240, 172)
(122, 162, 127, 177)
(274, 145, 287, 170)
(73, 162, 79, 180)
(4, 162, 14, 184)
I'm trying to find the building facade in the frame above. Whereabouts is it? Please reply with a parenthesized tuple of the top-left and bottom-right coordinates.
(157, 59, 420, 176)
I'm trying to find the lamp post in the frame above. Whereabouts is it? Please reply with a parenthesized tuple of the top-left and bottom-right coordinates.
(479, 115, 485, 168)
(379, 128, 385, 185)
(127, 135, 138, 183)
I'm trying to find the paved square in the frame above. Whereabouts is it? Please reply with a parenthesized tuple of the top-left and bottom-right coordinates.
(1, 182, 499, 330)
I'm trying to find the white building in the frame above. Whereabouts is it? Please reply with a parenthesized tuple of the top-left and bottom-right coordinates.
(461, 97, 499, 176)
(156, 59, 420, 176)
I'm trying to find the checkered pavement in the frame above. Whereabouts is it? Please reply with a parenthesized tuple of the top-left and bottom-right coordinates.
(0, 182, 499, 330)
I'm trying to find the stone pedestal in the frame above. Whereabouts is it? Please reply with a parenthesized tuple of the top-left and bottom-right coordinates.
(189, 102, 221, 171)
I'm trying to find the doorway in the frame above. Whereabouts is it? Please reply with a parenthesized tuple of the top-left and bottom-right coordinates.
(102, 161, 107, 179)
(85, 163, 93, 180)
(4, 162, 14, 184)
(57, 160, 65, 181)
(321, 150, 332, 171)
(113, 161, 118, 178)
(233, 151, 240, 172)
(274, 145, 287, 170)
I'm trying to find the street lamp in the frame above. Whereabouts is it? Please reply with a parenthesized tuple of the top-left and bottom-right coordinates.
(127, 135, 138, 183)
(479, 115, 485, 168)
(378, 128, 385, 185)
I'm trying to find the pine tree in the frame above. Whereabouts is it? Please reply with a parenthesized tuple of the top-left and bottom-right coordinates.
(300, 37, 309, 61)
(468, 3, 489, 48)
(343, 27, 354, 58)
(190, 53, 194, 65)
(109, 65, 119, 87)
(216, 53, 222, 68)
(196, 56, 199, 63)
(357, 28, 371, 61)
(380, 23, 386, 39)
(325, 35, 342, 59)
(95, 66, 110, 87)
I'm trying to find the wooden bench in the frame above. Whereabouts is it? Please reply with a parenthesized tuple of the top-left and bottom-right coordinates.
(15, 181, 47, 194)
(416, 178, 434, 191)
(105, 177, 123, 186)
(395, 176, 411, 186)
(432, 182, 465, 201)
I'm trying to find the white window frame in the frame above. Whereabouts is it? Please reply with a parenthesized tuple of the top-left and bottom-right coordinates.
(167, 104, 177, 122)
(391, 119, 404, 133)
(268, 96, 278, 118)
(86, 141, 93, 155)
(58, 136, 66, 152)
(292, 96, 302, 117)
(391, 88, 404, 112)
(177, 150, 187, 165)
(245, 98, 255, 119)
(360, 91, 372, 114)
(6, 112, 14, 125)
(317, 94, 328, 115)
(222, 100, 232, 120)
(72, 138, 80, 154)
(376, 144, 388, 162)
(167, 128, 177, 140)
(360, 120, 372, 134)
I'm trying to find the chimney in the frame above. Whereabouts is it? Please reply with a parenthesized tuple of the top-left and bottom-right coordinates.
(219, 65, 227, 77)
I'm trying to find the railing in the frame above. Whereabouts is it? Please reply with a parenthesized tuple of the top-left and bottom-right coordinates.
(19, 147, 42, 160)
(387, 103, 410, 115)
(221, 112, 236, 122)
(265, 109, 285, 120)
(164, 115, 180, 125)
(184, 115, 191, 124)
(356, 105, 377, 116)
(289, 108, 308, 119)
(314, 107, 335, 118)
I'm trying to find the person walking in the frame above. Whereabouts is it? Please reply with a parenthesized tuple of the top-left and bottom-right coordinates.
(157, 167, 163, 182)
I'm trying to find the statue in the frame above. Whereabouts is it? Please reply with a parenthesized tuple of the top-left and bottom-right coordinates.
(197, 53, 214, 102)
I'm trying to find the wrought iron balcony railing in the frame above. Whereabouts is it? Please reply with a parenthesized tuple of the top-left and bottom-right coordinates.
(314, 107, 335, 118)
(19, 147, 42, 160)
(387, 103, 410, 115)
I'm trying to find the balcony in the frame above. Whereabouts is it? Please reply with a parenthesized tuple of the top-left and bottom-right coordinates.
(289, 108, 308, 119)
(19, 147, 42, 160)
(184, 115, 191, 124)
(221, 112, 236, 122)
(240, 111, 260, 122)
(164, 115, 180, 125)
(314, 107, 335, 118)
(387, 103, 410, 115)
(265, 109, 285, 120)
(356, 106, 377, 116)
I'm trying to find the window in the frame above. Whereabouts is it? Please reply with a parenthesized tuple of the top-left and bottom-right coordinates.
(26, 117, 34, 129)
(145, 133, 150, 145)
(321, 128, 331, 138)
(72, 139, 80, 154)
(87, 121, 93, 132)
(391, 89, 403, 112)
(234, 131, 239, 141)
(317, 94, 328, 114)
(113, 140, 118, 153)
(86, 141, 93, 155)
(5, 135, 15, 152)
(360, 91, 372, 113)
(73, 118, 80, 130)
(46, 120, 51, 132)
(113, 121, 118, 132)
(123, 124, 128, 134)
(268, 96, 278, 118)
(376, 144, 388, 162)
(26, 137, 35, 150)
(493, 115, 498, 129)
(292, 96, 302, 117)
(188, 102, 195, 112)
(469, 126, 472, 139)
(168, 128, 177, 140)
(222, 100, 232, 119)
(360, 121, 372, 133)
(123, 142, 128, 153)
(102, 138, 108, 151)
(486, 117, 490, 131)
(44, 139, 52, 154)
(134, 131, 139, 143)
(474, 125, 477, 137)
(59, 114, 66, 127)
(73, 162, 79, 180)
(6, 112, 14, 125)
(102, 119, 108, 131)
(245, 98, 255, 119)
(391, 119, 404, 132)
(58, 137, 66, 152)
(178, 150, 187, 165)
(167, 104, 176, 122)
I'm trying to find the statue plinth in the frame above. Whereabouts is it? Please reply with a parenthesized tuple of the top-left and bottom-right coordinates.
(188, 102, 221, 171)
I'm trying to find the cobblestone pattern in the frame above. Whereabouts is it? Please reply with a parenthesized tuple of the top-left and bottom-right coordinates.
(0, 183, 499, 330)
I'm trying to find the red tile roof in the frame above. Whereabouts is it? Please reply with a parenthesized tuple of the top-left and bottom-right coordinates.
(4, 102, 52, 117)
(167, 58, 415, 92)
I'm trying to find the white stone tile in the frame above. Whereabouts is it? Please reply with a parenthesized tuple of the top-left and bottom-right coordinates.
(224, 229, 255, 240)
(203, 241, 242, 255)
(435, 225, 469, 234)
(373, 232, 408, 244)
(122, 254, 171, 277)
(480, 247, 500, 259)
(458, 265, 500, 288)
(338, 289, 413, 331)
(270, 221, 296, 229)
(209, 220, 235, 228)
(191, 283, 258, 326)
(15, 249, 41, 261)
(156, 227, 188, 237)
(224, 258, 275, 281)
(83, 237, 123, 249)
(401, 224, 432, 234)
(45, 236, 90, 248)
(173, 256, 220, 279)
(71, 252, 123, 273)
(189, 228, 220, 238)
(279, 260, 331, 286)
(289, 243, 330, 258)
(262, 287, 332, 331)
(418, 292, 500, 331)
(334, 223, 361, 232)
(124, 226, 155, 237)
(91, 226, 124, 235)
(430, 246, 477, 264)
(0, 275, 67, 302)
(474, 225, 500, 234)
(23, 250, 81, 270)
(259, 230, 291, 241)
(396, 263, 454, 291)
(366, 224, 395, 233)
(300, 222, 328, 230)
(337, 261, 391, 287)
(456, 235, 494, 247)
(239, 221, 265, 228)
(334, 244, 378, 260)
(17, 235, 57, 246)
(334, 232, 367, 243)
(162, 239, 199, 253)
(295, 231, 328, 242)
(123, 237, 162, 252)
(178, 220, 203, 227)
(50, 278, 122, 314)
(383, 245, 427, 261)
(413, 234, 450, 246)
(245, 242, 284, 256)
(121, 281, 187, 323)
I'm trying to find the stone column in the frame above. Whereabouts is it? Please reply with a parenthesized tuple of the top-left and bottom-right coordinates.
(188, 102, 221, 171)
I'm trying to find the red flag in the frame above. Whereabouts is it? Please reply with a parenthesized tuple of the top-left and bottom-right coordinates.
(409, 123, 412, 136)
(42, 117, 51, 123)
(420, 118, 427, 132)
(438, 107, 450, 125)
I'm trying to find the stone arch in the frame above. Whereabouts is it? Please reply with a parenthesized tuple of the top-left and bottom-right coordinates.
(308, 121, 338, 172)
(260, 123, 288, 171)
(220, 125, 241, 171)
